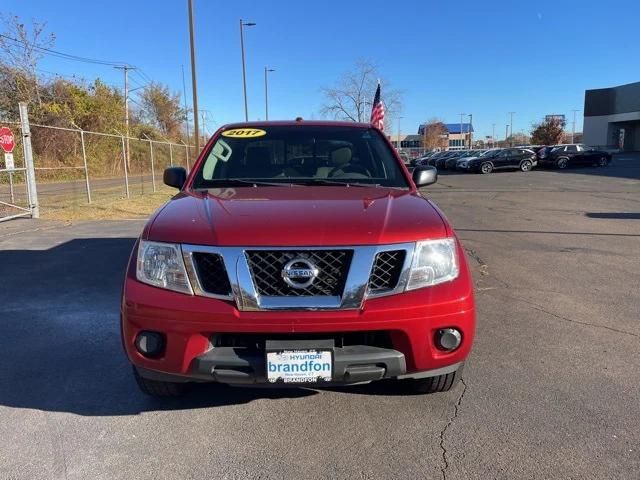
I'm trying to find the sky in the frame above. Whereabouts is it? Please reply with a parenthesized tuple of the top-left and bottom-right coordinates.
(4, 0, 640, 140)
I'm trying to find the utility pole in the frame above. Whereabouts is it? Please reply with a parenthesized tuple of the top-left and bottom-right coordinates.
(187, 0, 200, 152)
(181, 64, 191, 167)
(200, 110, 206, 142)
(508, 112, 515, 147)
(422, 120, 427, 152)
(240, 20, 256, 121)
(571, 109, 579, 143)
(115, 65, 135, 170)
(459, 113, 465, 150)
(468, 113, 473, 149)
(264, 67, 275, 120)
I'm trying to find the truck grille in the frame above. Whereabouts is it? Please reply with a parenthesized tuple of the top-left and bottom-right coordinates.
(192, 252, 232, 296)
(246, 250, 352, 297)
(368, 250, 406, 293)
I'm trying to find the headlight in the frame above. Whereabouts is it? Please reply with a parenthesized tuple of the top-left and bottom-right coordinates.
(406, 238, 459, 291)
(136, 240, 193, 294)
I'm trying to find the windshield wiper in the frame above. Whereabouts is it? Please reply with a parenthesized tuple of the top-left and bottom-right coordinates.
(294, 179, 381, 188)
(194, 179, 299, 188)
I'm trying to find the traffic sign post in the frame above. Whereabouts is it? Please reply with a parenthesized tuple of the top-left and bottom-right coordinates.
(3, 152, 14, 170)
(0, 126, 17, 205)
(18, 103, 40, 218)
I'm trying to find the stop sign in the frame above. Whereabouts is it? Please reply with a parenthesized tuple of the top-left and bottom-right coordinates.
(0, 126, 16, 153)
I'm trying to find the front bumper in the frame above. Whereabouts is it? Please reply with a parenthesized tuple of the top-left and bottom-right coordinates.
(136, 353, 464, 386)
(121, 242, 476, 386)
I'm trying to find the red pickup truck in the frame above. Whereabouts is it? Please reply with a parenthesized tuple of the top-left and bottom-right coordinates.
(121, 121, 475, 396)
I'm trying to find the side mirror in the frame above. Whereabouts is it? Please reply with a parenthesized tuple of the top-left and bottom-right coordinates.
(163, 166, 187, 189)
(412, 165, 437, 188)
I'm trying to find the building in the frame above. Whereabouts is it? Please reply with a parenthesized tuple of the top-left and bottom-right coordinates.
(417, 123, 474, 150)
(388, 134, 423, 149)
(583, 81, 640, 151)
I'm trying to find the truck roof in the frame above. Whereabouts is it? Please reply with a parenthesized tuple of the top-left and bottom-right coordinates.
(220, 120, 374, 130)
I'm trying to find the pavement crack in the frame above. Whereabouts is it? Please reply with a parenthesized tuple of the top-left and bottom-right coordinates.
(439, 377, 467, 480)
(43, 412, 69, 480)
(0, 222, 68, 239)
(464, 247, 485, 267)
(501, 294, 639, 338)
(464, 247, 512, 288)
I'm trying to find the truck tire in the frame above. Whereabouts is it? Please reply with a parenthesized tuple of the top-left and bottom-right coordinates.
(133, 367, 186, 397)
(409, 364, 464, 394)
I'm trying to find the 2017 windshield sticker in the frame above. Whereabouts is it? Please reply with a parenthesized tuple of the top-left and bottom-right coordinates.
(221, 128, 267, 138)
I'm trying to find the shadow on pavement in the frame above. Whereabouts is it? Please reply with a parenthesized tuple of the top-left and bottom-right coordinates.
(456, 228, 640, 237)
(0, 238, 315, 416)
(585, 212, 640, 219)
(540, 154, 640, 180)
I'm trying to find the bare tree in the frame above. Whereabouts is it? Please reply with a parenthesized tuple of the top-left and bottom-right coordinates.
(0, 14, 56, 107)
(421, 118, 448, 150)
(320, 59, 402, 130)
(139, 82, 185, 140)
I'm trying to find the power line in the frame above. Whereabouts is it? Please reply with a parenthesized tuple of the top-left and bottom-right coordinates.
(131, 69, 151, 87)
(128, 76, 148, 90)
(128, 96, 143, 108)
(135, 68, 154, 84)
(35, 68, 123, 90)
(0, 32, 130, 67)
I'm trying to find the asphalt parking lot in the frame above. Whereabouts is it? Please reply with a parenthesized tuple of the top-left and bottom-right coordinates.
(1, 157, 639, 479)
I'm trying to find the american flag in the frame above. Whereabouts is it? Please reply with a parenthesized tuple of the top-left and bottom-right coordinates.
(369, 81, 385, 130)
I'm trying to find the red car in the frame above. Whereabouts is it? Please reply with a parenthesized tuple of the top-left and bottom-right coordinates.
(121, 121, 475, 396)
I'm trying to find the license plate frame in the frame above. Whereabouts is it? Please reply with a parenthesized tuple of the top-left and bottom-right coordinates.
(265, 348, 333, 384)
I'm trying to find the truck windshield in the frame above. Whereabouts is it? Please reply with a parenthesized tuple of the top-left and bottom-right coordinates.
(191, 125, 409, 189)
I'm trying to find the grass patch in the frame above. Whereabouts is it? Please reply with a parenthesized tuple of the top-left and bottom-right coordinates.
(42, 186, 174, 221)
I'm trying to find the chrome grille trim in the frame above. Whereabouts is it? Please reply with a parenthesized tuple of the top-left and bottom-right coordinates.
(246, 250, 352, 297)
(368, 250, 407, 293)
(181, 243, 416, 311)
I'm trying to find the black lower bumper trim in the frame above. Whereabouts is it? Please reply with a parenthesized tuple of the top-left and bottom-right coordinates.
(192, 344, 406, 385)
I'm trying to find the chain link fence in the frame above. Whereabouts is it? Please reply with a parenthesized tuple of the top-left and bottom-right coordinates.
(1, 103, 199, 220)
(0, 120, 30, 221)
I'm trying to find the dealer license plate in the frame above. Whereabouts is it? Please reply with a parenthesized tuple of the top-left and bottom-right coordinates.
(266, 349, 333, 383)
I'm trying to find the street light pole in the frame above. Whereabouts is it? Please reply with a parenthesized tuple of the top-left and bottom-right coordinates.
(240, 19, 256, 121)
(264, 67, 275, 120)
(571, 109, 579, 143)
(508, 112, 515, 147)
(468, 113, 473, 149)
(200, 110, 206, 142)
(114, 65, 135, 171)
(187, 0, 200, 153)
(459, 113, 465, 150)
(397, 116, 403, 151)
(492, 123, 496, 147)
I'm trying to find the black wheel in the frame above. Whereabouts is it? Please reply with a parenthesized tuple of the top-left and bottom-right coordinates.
(556, 157, 569, 169)
(520, 159, 533, 172)
(408, 364, 464, 394)
(598, 156, 608, 167)
(133, 367, 186, 397)
(480, 162, 493, 174)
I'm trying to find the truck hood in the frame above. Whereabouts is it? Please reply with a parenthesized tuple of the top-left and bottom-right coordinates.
(145, 186, 448, 246)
